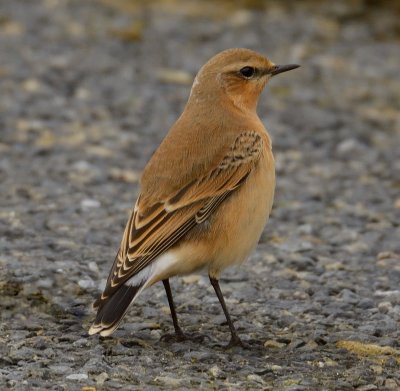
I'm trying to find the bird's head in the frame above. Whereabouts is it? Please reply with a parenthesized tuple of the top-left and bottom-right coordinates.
(190, 48, 299, 113)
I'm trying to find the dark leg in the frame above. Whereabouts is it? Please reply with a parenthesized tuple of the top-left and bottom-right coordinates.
(161, 279, 210, 343)
(209, 276, 244, 347)
(162, 279, 185, 340)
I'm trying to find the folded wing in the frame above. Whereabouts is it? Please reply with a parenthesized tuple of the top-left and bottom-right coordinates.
(93, 131, 264, 311)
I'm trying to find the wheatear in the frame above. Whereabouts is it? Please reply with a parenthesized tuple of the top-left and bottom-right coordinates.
(89, 48, 299, 347)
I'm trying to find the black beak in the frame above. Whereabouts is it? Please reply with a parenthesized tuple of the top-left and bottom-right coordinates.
(270, 64, 300, 76)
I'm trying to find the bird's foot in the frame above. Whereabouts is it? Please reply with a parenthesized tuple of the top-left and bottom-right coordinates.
(227, 335, 246, 348)
(160, 331, 186, 343)
(160, 330, 210, 343)
(213, 335, 253, 349)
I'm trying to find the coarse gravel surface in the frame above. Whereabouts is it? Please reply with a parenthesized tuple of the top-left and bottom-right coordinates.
(1, 0, 399, 390)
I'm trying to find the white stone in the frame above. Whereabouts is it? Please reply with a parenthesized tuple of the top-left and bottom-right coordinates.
(66, 373, 88, 381)
(78, 278, 95, 290)
(81, 198, 101, 210)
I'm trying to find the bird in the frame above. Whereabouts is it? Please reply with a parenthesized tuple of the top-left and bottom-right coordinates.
(89, 48, 299, 347)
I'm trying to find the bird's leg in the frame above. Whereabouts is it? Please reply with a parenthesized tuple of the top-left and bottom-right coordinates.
(162, 279, 186, 341)
(161, 279, 210, 343)
(209, 276, 244, 348)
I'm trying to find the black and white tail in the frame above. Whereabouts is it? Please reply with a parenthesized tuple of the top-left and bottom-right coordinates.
(88, 280, 146, 336)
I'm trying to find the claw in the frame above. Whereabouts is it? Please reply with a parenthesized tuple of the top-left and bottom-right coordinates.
(160, 331, 186, 343)
(160, 332, 210, 343)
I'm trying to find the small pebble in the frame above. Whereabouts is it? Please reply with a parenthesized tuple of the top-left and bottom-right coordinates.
(66, 374, 88, 381)
(80, 199, 101, 210)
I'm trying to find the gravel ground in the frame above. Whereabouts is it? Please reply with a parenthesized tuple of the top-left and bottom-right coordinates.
(1, 0, 400, 390)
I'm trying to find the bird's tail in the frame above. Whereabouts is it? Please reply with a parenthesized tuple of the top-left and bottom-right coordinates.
(88, 281, 146, 337)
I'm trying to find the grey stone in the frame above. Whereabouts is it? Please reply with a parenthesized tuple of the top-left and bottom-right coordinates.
(358, 298, 375, 309)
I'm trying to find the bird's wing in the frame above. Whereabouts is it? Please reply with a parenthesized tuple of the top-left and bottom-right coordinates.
(94, 131, 264, 308)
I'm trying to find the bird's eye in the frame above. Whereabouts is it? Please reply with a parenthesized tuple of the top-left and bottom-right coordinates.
(239, 66, 255, 78)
